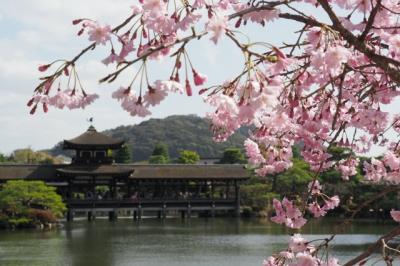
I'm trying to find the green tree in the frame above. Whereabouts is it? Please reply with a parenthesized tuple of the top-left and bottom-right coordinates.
(271, 158, 313, 194)
(0, 181, 66, 228)
(218, 148, 246, 164)
(152, 143, 170, 160)
(11, 149, 61, 164)
(149, 155, 168, 164)
(114, 144, 132, 163)
(0, 153, 7, 163)
(176, 150, 200, 164)
(149, 143, 169, 163)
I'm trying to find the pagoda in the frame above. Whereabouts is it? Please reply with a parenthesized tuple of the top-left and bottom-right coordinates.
(56, 126, 135, 221)
(63, 125, 124, 164)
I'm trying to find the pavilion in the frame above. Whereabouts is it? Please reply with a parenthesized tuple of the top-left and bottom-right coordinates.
(0, 126, 250, 221)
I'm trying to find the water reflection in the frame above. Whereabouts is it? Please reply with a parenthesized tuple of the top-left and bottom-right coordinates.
(0, 218, 396, 266)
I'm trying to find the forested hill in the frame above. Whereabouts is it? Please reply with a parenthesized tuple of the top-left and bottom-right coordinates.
(49, 115, 248, 162)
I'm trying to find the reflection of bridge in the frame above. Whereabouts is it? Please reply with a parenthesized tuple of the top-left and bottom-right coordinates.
(0, 126, 250, 221)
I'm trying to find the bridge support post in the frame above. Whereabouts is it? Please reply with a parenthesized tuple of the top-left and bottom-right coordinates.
(108, 210, 117, 221)
(133, 210, 137, 221)
(180, 211, 185, 219)
(138, 205, 142, 220)
(187, 203, 191, 219)
(162, 203, 167, 219)
(67, 210, 74, 222)
(157, 211, 161, 219)
(87, 211, 95, 222)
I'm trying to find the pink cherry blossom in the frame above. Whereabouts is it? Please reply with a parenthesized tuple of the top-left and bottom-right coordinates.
(205, 14, 228, 44)
(192, 70, 207, 86)
(308, 202, 327, 218)
(308, 180, 322, 195)
(155, 80, 184, 94)
(323, 196, 340, 211)
(262, 257, 278, 266)
(289, 234, 309, 253)
(294, 252, 320, 266)
(143, 86, 168, 107)
(87, 23, 111, 45)
(271, 198, 307, 229)
(337, 158, 359, 180)
(383, 151, 400, 171)
(363, 158, 387, 182)
(244, 139, 265, 166)
(390, 210, 400, 222)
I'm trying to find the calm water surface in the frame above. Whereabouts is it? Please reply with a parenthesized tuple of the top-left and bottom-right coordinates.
(0, 217, 396, 266)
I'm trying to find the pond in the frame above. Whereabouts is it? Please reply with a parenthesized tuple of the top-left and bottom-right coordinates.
(0, 217, 396, 266)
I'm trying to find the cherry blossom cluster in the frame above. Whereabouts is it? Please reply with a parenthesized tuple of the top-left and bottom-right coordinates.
(29, 67, 98, 114)
(263, 234, 340, 266)
(363, 150, 400, 183)
(270, 181, 339, 228)
(32, 0, 400, 264)
(306, 180, 340, 218)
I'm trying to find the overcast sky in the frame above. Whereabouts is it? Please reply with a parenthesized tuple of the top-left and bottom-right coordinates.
(0, 0, 394, 156)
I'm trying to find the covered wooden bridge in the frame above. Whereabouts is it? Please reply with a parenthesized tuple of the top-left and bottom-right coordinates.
(0, 126, 250, 221)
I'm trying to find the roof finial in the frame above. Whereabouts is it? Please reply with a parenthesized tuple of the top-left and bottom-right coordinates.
(87, 117, 94, 125)
(86, 117, 95, 131)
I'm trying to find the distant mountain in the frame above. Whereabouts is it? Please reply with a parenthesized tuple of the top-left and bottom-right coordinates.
(48, 115, 249, 162)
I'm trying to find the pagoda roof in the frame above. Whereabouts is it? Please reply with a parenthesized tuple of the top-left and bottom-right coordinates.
(63, 126, 124, 150)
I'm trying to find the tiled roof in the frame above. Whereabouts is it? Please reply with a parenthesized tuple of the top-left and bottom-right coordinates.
(0, 164, 250, 180)
(63, 126, 124, 150)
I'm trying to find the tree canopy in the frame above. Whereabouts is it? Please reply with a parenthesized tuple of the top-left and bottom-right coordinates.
(176, 150, 200, 164)
(0, 181, 66, 228)
(218, 148, 246, 164)
(114, 144, 132, 163)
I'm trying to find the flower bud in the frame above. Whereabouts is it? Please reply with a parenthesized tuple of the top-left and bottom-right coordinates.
(185, 79, 192, 96)
(38, 64, 50, 72)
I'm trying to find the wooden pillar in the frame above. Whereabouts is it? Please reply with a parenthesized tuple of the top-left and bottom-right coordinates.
(67, 210, 74, 222)
(187, 201, 192, 219)
(92, 176, 96, 199)
(108, 210, 117, 221)
(133, 210, 137, 221)
(234, 180, 240, 217)
(211, 181, 215, 200)
(181, 210, 185, 219)
(88, 211, 95, 222)
(68, 179, 73, 199)
(225, 180, 230, 199)
(137, 180, 142, 220)
(162, 202, 167, 219)
(112, 178, 117, 199)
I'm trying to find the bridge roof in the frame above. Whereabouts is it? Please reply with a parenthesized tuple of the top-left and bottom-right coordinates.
(63, 126, 124, 150)
(129, 164, 249, 180)
(0, 164, 250, 181)
(56, 165, 134, 177)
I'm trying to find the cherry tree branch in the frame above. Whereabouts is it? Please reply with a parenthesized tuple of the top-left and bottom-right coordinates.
(359, 0, 382, 41)
(317, 0, 400, 83)
(344, 226, 400, 266)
